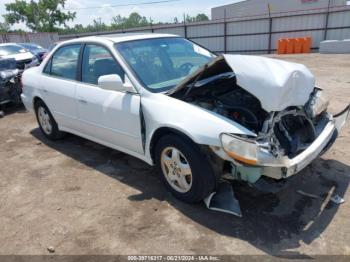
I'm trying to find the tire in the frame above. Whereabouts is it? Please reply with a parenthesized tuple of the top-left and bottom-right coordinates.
(34, 100, 65, 140)
(155, 134, 216, 203)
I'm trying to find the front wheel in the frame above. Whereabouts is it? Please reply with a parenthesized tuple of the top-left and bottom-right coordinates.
(155, 134, 216, 203)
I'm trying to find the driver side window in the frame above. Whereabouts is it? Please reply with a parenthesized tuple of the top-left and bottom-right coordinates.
(82, 44, 125, 85)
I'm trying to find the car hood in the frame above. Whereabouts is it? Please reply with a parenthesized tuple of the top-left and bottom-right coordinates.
(1, 52, 34, 61)
(172, 54, 315, 112)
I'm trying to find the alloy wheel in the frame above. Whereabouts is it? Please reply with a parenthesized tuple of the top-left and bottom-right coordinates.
(160, 146, 193, 193)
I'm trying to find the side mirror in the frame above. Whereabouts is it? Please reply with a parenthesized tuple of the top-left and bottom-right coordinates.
(98, 74, 134, 93)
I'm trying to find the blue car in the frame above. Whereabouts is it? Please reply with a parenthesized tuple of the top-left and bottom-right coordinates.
(19, 43, 47, 63)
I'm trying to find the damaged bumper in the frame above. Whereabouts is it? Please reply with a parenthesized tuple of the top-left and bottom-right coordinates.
(213, 105, 350, 181)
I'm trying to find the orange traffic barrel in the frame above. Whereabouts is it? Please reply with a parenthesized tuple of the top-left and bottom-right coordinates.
(277, 39, 287, 54)
(286, 38, 296, 54)
(302, 37, 312, 53)
(294, 38, 303, 53)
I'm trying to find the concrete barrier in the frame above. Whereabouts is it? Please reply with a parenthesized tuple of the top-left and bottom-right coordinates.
(320, 39, 350, 54)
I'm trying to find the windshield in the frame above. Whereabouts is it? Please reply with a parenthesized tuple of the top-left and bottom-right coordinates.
(116, 37, 215, 92)
(0, 45, 28, 56)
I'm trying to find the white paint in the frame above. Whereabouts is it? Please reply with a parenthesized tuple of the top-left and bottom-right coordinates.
(21, 34, 346, 178)
(21, 35, 256, 166)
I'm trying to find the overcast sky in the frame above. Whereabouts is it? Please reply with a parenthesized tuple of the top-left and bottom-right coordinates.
(0, 0, 242, 29)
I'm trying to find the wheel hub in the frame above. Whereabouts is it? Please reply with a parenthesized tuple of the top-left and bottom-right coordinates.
(160, 147, 193, 193)
(38, 106, 52, 135)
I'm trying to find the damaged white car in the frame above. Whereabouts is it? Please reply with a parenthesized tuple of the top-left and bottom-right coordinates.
(21, 34, 349, 216)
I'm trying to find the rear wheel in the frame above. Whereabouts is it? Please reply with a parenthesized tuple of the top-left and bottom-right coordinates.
(35, 100, 65, 140)
(155, 134, 216, 203)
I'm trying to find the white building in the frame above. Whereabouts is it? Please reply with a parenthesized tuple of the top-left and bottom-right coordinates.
(212, 0, 347, 20)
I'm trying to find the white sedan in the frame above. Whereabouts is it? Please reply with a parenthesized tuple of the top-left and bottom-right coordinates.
(21, 34, 349, 205)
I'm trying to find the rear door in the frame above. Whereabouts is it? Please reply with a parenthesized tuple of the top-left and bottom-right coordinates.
(75, 44, 144, 155)
(41, 44, 82, 130)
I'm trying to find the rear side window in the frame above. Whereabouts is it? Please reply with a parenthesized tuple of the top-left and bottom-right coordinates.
(81, 44, 124, 85)
(44, 44, 81, 80)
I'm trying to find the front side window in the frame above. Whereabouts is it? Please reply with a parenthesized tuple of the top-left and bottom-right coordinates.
(47, 44, 81, 80)
(116, 37, 215, 92)
(82, 44, 124, 85)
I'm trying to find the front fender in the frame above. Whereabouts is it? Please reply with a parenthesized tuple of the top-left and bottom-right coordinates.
(141, 93, 256, 161)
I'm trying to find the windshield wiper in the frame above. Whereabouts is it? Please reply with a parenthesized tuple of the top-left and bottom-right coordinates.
(193, 72, 235, 88)
(183, 64, 208, 98)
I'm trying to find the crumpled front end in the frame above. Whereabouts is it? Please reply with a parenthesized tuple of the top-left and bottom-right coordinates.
(214, 101, 349, 183)
(170, 55, 349, 187)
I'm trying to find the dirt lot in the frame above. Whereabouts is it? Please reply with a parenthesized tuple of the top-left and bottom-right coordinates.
(0, 54, 350, 257)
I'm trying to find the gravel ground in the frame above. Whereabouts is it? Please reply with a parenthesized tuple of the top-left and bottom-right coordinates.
(0, 54, 349, 257)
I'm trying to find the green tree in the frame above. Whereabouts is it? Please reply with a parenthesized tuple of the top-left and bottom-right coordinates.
(195, 13, 209, 22)
(126, 12, 149, 27)
(58, 12, 210, 35)
(111, 12, 150, 29)
(0, 21, 10, 32)
(185, 13, 209, 23)
(90, 18, 108, 32)
(4, 0, 76, 32)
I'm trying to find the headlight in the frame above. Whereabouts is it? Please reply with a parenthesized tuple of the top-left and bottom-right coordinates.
(220, 133, 258, 165)
(305, 88, 329, 118)
(0, 71, 6, 79)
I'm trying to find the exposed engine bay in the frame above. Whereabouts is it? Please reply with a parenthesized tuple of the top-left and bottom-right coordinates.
(171, 62, 330, 158)
(164, 53, 347, 217)
(174, 72, 268, 133)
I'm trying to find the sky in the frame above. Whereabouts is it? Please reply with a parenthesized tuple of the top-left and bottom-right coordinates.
(0, 0, 242, 29)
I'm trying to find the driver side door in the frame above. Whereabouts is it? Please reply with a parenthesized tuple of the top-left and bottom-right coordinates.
(75, 44, 144, 155)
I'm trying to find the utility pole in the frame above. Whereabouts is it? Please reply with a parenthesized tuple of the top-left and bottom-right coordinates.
(224, 9, 227, 53)
(324, 0, 331, 40)
(150, 17, 154, 33)
(31, 0, 39, 32)
(183, 13, 187, 38)
(267, 3, 272, 54)
(97, 17, 102, 34)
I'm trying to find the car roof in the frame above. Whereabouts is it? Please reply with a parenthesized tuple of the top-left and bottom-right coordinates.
(20, 43, 38, 46)
(62, 33, 179, 45)
(0, 43, 23, 47)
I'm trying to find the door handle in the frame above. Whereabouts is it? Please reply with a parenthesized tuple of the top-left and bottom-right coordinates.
(78, 99, 87, 104)
(42, 89, 48, 93)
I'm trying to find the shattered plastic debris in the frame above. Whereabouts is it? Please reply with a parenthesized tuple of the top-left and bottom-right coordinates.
(330, 194, 345, 205)
(204, 182, 242, 217)
(297, 190, 320, 199)
(297, 190, 345, 205)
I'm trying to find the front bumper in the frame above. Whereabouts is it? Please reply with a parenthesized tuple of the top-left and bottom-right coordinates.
(213, 105, 350, 180)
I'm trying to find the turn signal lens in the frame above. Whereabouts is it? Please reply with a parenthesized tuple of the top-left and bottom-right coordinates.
(220, 133, 258, 165)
